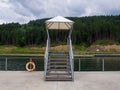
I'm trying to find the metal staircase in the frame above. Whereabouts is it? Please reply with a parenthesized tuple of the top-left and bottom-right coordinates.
(44, 38, 74, 81)
(44, 16, 74, 81)
(46, 52, 72, 81)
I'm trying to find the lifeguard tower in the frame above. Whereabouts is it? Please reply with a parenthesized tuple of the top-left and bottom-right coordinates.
(44, 16, 74, 81)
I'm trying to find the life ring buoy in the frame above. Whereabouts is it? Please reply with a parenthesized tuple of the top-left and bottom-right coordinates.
(26, 61, 35, 72)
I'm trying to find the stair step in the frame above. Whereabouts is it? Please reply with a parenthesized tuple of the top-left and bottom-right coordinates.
(47, 70, 72, 73)
(47, 67, 70, 70)
(48, 60, 69, 63)
(46, 72, 71, 75)
(49, 55, 69, 57)
(49, 52, 68, 54)
(45, 77, 72, 81)
(48, 62, 70, 64)
(49, 53, 69, 56)
(48, 64, 70, 66)
(49, 54, 68, 56)
(49, 57, 69, 59)
(46, 75, 72, 78)
(47, 69, 70, 71)
(48, 63, 70, 66)
(49, 55, 68, 57)
(49, 58, 68, 61)
(47, 65, 70, 67)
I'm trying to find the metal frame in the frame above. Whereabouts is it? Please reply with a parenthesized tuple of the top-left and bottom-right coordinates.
(44, 17, 74, 81)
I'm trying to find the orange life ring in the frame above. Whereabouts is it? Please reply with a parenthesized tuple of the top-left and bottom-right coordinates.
(26, 61, 35, 72)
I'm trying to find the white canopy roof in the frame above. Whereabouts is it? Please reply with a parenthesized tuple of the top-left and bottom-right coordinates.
(45, 16, 74, 30)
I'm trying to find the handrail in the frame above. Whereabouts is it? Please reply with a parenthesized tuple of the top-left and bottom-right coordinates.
(68, 38, 74, 80)
(44, 38, 50, 80)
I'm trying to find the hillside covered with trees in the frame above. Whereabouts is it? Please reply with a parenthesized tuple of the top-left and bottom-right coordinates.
(0, 15, 120, 47)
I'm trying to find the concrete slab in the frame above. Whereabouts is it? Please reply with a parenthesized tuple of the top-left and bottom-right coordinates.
(0, 71, 120, 90)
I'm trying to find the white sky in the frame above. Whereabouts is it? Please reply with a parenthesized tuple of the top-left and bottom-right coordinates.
(0, 0, 120, 24)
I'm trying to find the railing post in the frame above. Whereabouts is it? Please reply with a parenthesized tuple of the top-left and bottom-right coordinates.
(29, 58, 32, 69)
(30, 58, 32, 62)
(5, 57, 7, 71)
(79, 58, 81, 71)
(72, 58, 74, 81)
(102, 58, 104, 71)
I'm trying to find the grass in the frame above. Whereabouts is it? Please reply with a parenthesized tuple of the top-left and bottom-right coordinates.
(74, 44, 120, 55)
(0, 45, 45, 54)
(92, 39, 117, 45)
(0, 43, 119, 55)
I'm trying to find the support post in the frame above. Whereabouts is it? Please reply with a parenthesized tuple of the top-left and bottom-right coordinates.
(79, 58, 81, 71)
(30, 58, 32, 62)
(102, 58, 104, 71)
(29, 58, 32, 69)
(5, 57, 7, 71)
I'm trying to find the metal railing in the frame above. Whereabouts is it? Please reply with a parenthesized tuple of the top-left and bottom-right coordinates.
(75, 57, 105, 71)
(68, 38, 74, 80)
(0, 56, 43, 71)
(44, 38, 50, 79)
(1, 55, 120, 71)
(74, 56, 120, 71)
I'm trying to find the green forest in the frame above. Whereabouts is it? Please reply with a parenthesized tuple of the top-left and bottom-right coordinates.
(0, 15, 120, 47)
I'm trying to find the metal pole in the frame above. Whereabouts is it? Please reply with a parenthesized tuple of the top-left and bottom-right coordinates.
(30, 58, 32, 69)
(102, 58, 104, 71)
(79, 58, 81, 71)
(30, 58, 32, 62)
(5, 57, 7, 71)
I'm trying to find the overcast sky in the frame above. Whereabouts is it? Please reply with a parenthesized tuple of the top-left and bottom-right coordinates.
(0, 0, 120, 24)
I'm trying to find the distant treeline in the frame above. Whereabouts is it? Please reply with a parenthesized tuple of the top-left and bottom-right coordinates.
(0, 15, 120, 46)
